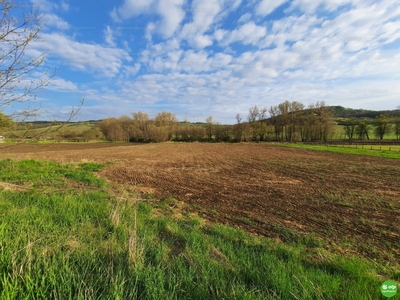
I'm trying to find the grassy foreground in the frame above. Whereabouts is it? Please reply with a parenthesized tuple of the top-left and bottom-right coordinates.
(277, 143, 400, 159)
(0, 159, 397, 299)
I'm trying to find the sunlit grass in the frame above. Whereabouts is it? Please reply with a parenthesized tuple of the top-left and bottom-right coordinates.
(278, 143, 400, 159)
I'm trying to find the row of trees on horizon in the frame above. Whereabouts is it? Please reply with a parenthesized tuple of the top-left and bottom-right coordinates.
(343, 115, 400, 140)
(96, 101, 333, 143)
(2, 101, 400, 142)
(95, 100, 400, 143)
(2, 102, 398, 144)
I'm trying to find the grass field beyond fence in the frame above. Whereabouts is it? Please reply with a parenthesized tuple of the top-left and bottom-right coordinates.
(278, 143, 400, 159)
(0, 159, 398, 299)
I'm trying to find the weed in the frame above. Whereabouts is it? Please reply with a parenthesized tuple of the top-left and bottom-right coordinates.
(240, 217, 253, 225)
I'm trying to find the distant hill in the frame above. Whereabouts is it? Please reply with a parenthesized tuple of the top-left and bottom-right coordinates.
(29, 120, 102, 124)
(328, 106, 400, 119)
(15, 105, 400, 126)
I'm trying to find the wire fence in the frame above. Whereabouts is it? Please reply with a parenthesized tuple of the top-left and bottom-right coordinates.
(324, 143, 400, 151)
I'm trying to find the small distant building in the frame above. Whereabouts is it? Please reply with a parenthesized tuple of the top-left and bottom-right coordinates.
(0, 136, 4, 143)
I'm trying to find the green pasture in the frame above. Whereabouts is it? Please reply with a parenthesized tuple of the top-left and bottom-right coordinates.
(278, 143, 400, 159)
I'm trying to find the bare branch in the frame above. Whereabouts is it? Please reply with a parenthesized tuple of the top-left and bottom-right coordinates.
(0, 0, 55, 115)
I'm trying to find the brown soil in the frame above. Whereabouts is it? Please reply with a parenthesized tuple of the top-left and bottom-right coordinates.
(1, 142, 399, 262)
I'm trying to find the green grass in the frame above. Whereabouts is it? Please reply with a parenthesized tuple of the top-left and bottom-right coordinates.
(3, 122, 95, 138)
(0, 159, 107, 188)
(0, 159, 398, 299)
(333, 125, 399, 140)
(277, 143, 400, 159)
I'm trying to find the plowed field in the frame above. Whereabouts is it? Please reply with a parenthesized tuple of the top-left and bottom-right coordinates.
(1, 143, 399, 263)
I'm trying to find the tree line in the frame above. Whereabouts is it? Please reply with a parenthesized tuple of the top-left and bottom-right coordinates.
(97, 101, 340, 143)
(331, 106, 400, 119)
(2, 101, 399, 142)
(343, 115, 400, 140)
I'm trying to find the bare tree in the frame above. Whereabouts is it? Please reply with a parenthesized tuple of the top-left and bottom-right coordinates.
(119, 115, 134, 142)
(268, 105, 282, 141)
(247, 106, 268, 141)
(132, 111, 150, 141)
(394, 117, 400, 140)
(278, 101, 290, 140)
(0, 1, 85, 143)
(233, 113, 243, 142)
(267, 101, 333, 142)
(0, 0, 55, 118)
(310, 101, 335, 141)
(205, 116, 213, 141)
(374, 114, 391, 140)
(154, 111, 177, 140)
(188, 125, 205, 142)
(344, 118, 358, 140)
(287, 101, 304, 141)
(247, 106, 259, 123)
(236, 113, 242, 124)
(258, 107, 267, 121)
(98, 118, 126, 142)
(355, 119, 370, 140)
(148, 124, 168, 142)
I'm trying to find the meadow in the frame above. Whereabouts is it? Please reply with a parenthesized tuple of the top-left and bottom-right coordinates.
(278, 143, 400, 159)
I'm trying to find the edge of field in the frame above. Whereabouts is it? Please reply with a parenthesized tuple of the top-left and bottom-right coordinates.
(274, 143, 400, 159)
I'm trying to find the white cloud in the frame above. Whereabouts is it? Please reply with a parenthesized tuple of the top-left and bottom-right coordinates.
(156, 0, 186, 38)
(192, 35, 213, 49)
(219, 22, 267, 46)
(114, 0, 155, 19)
(188, 0, 224, 32)
(30, 0, 71, 13)
(104, 26, 116, 47)
(47, 78, 79, 92)
(256, 0, 288, 16)
(214, 29, 227, 41)
(34, 0, 400, 122)
(37, 33, 131, 77)
(30, 0, 57, 13)
(211, 53, 233, 68)
(110, 8, 119, 22)
(42, 14, 69, 30)
(123, 64, 141, 77)
(145, 23, 156, 41)
(61, 0, 69, 11)
(238, 13, 252, 24)
(112, 0, 185, 38)
(179, 0, 242, 42)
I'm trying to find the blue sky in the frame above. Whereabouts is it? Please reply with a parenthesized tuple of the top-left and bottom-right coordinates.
(7, 0, 400, 123)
